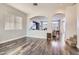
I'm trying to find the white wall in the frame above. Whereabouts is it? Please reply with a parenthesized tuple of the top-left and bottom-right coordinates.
(26, 30, 47, 39)
(65, 5, 77, 40)
(77, 4, 79, 48)
(0, 4, 27, 43)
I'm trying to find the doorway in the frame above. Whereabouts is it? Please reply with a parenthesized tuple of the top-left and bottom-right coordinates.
(52, 13, 66, 45)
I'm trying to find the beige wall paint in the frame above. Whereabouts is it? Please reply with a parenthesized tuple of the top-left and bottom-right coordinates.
(0, 4, 27, 43)
(65, 5, 77, 40)
(77, 4, 79, 48)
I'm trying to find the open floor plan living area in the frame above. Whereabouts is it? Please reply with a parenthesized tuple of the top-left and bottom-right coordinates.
(0, 3, 78, 55)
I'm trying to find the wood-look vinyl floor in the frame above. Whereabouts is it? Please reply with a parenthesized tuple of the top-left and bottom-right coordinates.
(0, 38, 79, 55)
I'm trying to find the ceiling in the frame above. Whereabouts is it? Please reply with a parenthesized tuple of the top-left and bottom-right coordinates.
(7, 3, 74, 16)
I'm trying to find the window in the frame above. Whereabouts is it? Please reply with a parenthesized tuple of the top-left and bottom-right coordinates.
(5, 14, 15, 30)
(29, 16, 47, 30)
(52, 20, 60, 31)
(30, 21, 40, 30)
(5, 14, 23, 30)
(15, 16, 22, 30)
(30, 21, 47, 30)
(42, 21, 47, 30)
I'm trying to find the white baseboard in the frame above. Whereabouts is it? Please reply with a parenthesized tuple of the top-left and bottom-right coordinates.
(0, 35, 26, 44)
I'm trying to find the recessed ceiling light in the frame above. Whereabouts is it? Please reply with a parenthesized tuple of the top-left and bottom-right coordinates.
(72, 3, 76, 6)
(33, 3, 38, 6)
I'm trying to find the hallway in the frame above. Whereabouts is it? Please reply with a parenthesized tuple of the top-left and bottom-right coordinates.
(0, 37, 78, 55)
